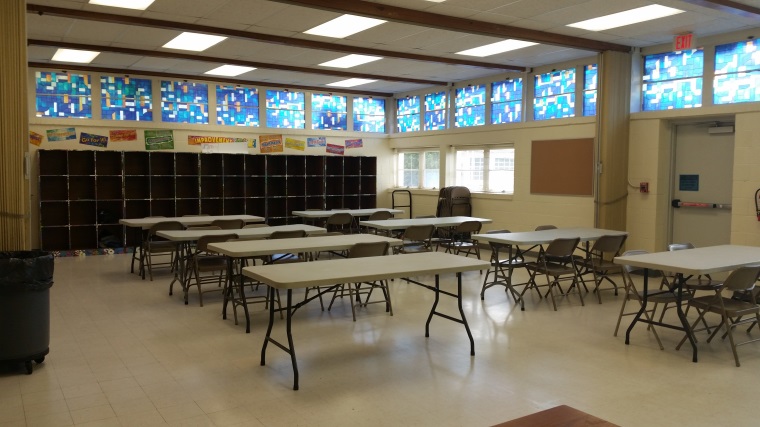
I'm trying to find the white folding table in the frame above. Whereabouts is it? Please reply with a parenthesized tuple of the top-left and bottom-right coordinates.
(241, 251, 490, 390)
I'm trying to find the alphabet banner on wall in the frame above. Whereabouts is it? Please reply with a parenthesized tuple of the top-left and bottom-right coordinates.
(260, 134, 283, 153)
(144, 129, 174, 151)
(188, 135, 248, 146)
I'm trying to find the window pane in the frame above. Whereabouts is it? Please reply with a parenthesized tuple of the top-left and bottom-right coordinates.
(403, 152, 419, 169)
(491, 78, 523, 124)
(488, 148, 515, 193)
(398, 114, 420, 132)
(311, 94, 347, 130)
(455, 150, 484, 191)
(455, 85, 486, 127)
(266, 90, 305, 129)
(398, 153, 420, 187)
(534, 69, 575, 120)
(396, 96, 420, 132)
(644, 49, 704, 82)
(424, 91, 447, 130)
(714, 40, 760, 104)
(642, 49, 704, 111)
(642, 78, 702, 110)
(583, 64, 597, 117)
(533, 93, 575, 120)
(423, 151, 440, 189)
(161, 81, 208, 124)
(354, 97, 385, 132)
(491, 100, 522, 124)
(101, 76, 152, 121)
(216, 85, 259, 126)
(36, 71, 92, 118)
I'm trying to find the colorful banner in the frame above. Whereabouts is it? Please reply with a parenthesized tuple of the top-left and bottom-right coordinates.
(46, 127, 76, 141)
(345, 138, 363, 149)
(326, 143, 345, 155)
(260, 134, 283, 153)
(285, 138, 306, 151)
(110, 129, 137, 142)
(29, 131, 43, 146)
(248, 138, 257, 148)
(188, 135, 248, 145)
(307, 136, 327, 147)
(144, 129, 174, 151)
(80, 132, 108, 148)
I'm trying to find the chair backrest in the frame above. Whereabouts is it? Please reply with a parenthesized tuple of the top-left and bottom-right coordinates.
(619, 249, 649, 274)
(269, 230, 307, 239)
(544, 237, 580, 259)
(455, 220, 482, 234)
(242, 223, 269, 229)
(367, 210, 392, 221)
(326, 212, 354, 233)
(404, 224, 435, 242)
(722, 265, 760, 292)
(592, 234, 628, 256)
(211, 219, 246, 229)
(197, 233, 239, 252)
(486, 229, 511, 234)
(535, 225, 558, 231)
(349, 241, 390, 258)
(148, 220, 184, 237)
(668, 242, 696, 251)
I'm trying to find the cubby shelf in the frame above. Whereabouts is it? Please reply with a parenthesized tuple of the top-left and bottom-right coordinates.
(38, 150, 376, 251)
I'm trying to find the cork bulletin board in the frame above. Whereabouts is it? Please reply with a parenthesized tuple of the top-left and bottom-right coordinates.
(530, 138, 594, 196)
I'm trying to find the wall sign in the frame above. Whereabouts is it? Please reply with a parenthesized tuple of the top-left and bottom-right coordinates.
(679, 174, 699, 191)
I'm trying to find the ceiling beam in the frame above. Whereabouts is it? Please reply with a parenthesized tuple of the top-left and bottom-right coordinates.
(28, 62, 394, 97)
(267, 0, 631, 53)
(28, 39, 448, 86)
(27, 4, 525, 72)
(680, 0, 760, 18)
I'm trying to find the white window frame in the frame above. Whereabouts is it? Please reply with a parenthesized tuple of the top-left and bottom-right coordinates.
(454, 145, 515, 194)
(395, 149, 441, 189)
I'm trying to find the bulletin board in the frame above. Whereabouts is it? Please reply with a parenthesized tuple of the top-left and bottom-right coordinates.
(530, 138, 594, 196)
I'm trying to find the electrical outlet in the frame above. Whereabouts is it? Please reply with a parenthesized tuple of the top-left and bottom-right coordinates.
(639, 182, 649, 193)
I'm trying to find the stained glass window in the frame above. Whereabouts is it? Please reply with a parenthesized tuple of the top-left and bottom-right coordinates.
(160, 81, 208, 124)
(583, 64, 597, 116)
(266, 90, 305, 129)
(424, 91, 447, 131)
(714, 40, 760, 105)
(35, 71, 92, 118)
(216, 85, 259, 126)
(311, 94, 347, 130)
(101, 76, 152, 121)
(491, 78, 522, 124)
(396, 96, 420, 132)
(533, 68, 575, 120)
(353, 97, 385, 132)
(642, 49, 703, 110)
(455, 85, 486, 128)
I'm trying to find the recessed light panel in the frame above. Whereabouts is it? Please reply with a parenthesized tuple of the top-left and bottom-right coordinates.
(304, 15, 386, 38)
(205, 65, 256, 77)
(326, 78, 377, 88)
(456, 40, 538, 57)
(163, 32, 227, 52)
(51, 48, 100, 63)
(567, 5, 684, 31)
(89, 0, 155, 10)
(319, 54, 382, 68)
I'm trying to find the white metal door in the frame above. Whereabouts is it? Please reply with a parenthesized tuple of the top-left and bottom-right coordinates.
(671, 123, 734, 247)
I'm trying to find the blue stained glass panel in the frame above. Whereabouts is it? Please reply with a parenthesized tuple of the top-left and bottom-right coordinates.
(455, 85, 486, 108)
(216, 85, 259, 126)
(533, 93, 575, 120)
(266, 89, 305, 128)
(397, 96, 420, 115)
(311, 112, 347, 130)
(398, 114, 420, 132)
(267, 109, 305, 129)
(643, 49, 703, 82)
(35, 72, 92, 118)
(354, 97, 385, 132)
(266, 90, 305, 109)
(714, 40, 760, 105)
(101, 76, 153, 121)
(424, 91, 446, 112)
(715, 40, 760, 74)
(491, 78, 522, 124)
(534, 69, 575, 98)
(160, 81, 208, 124)
(642, 78, 702, 110)
(583, 64, 597, 117)
(583, 91, 597, 116)
(455, 105, 485, 128)
(425, 110, 446, 131)
(491, 101, 521, 124)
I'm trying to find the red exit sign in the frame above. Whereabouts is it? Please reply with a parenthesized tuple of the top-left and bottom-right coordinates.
(674, 33, 696, 51)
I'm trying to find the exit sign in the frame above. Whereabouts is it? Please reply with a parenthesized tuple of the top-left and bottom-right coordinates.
(674, 33, 696, 51)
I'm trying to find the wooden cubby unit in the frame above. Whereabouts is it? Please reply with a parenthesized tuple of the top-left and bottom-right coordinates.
(38, 149, 377, 251)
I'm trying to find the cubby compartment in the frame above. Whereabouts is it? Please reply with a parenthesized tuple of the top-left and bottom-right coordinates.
(150, 152, 175, 175)
(305, 156, 325, 176)
(245, 155, 266, 175)
(360, 176, 376, 196)
(150, 176, 175, 199)
(343, 177, 360, 195)
(200, 199, 223, 216)
(96, 151, 122, 175)
(96, 176, 122, 200)
(150, 199, 175, 217)
(70, 226, 98, 250)
(245, 176, 266, 197)
(125, 176, 150, 199)
(223, 198, 245, 215)
(41, 227, 69, 251)
(267, 197, 287, 218)
(306, 178, 324, 195)
(97, 224, 124, 247)
(342, 195, 361, 209)
(70, 176, 96, 200)
(286, 176, 305, 196)
(201, 176, 223, 198)
(125, 199, 150, 219)
(176, 199, 200, 216)
(305, 196, 324, 210)
(287, 197, 306, 213)
(39, 150, 68, 175)
(245, 199, 266, 218)
(267, 156, 287, 176)
(96, 200, 122, 224)
(176, 153, 199, 175)
(70, 201, 96, 225)
(68, 151, 95, 175)
(223, 154, 245, 175)
(325, 195, 344, 210)
(124, 152, 150, 175)
(287, 156, 305, 176)
(360, 194, 377, 209)
(326, 176, 343, 195)
(325, 156, 343, 175)
(224, 176, 245, 198)
(343, 157, 361, 176)
(39, 176, 68, 201)
(267, 176, 287, 197)
(40, 201, 69, 226)
(200, 153, 224, 175)
(360, 156, 377, 175)
(176, 176, 199, 198)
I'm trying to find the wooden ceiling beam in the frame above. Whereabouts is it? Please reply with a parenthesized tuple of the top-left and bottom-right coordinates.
(28, 39, 448, 86)
(27, 4, 525, 71)
(27, 62, 394, 97)
(680, 0, 760, 18)
(268, 0, 631, 53)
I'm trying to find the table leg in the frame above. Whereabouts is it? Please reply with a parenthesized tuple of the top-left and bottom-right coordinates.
(260, 288, 299, 390)
(625, 269, 649, 344)
(674, 275, 698, 362)
(424, 273, 475, 356)
(222, 257, 234, 320)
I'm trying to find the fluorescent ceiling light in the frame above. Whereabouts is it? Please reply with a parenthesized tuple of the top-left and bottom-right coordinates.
(567, 5, 684, 31)
(51, 48, 100, 63)
(163, 32, 226, 52)
(304, 14, 386, 38)
(456, 39, 537, 57)
(319, 54, 382, 68)
(205, 65, 256, 77)
(88, 0, 155, 10)
(326, 78, 377, 88)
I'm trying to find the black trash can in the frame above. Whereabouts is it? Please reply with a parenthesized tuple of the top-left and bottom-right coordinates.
(0, 251, 54, 374)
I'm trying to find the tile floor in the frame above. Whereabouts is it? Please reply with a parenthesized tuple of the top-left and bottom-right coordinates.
(1, 252, 758, 426)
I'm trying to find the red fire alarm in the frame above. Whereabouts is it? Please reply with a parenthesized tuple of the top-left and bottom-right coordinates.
(639, 182, 649, 193)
